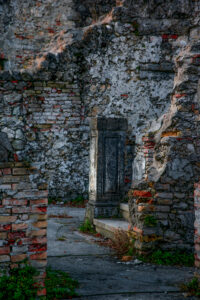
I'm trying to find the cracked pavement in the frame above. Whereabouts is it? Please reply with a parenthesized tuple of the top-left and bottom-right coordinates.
(47, 205, 197, 299)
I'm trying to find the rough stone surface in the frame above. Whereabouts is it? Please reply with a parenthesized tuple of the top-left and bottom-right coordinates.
(129, 38, 200, 254)
(0, 132, 13, 162)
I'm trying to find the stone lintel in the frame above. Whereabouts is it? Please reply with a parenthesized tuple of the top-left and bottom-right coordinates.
(90, 117, 128, 132)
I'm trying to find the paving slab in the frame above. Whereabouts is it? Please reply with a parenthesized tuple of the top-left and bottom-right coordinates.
(48, 255, 195, 298)
(48, 205, 111, 257)
(47, 205, 197, 299)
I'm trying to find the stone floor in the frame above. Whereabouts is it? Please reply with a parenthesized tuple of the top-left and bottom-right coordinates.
(47, 205, 197, 299)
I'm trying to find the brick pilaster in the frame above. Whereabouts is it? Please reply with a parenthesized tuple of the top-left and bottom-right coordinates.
(0, 162, 48, 297)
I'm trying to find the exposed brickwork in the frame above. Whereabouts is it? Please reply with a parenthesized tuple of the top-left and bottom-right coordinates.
(0, 71, 89, 199)
(23, 79, 84, 199)
(0, 162, 47, 295)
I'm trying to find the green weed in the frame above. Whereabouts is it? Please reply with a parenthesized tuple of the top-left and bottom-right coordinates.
(138, 249, 194, 267)
(64, 195, 87, 207)
(0, 263, 38, 300)
(79, 218, 96, 234)
(57, 236, 67, 241)
(96, 215, 105, 219)
(70, 196, 85, 205)
(181, 276, 200, 297)
(49, 195, 87, 207)
(0, 262, 79, 300)
(48, 196, 62, 204)
(126, 242, 135, 256)
(144, 215, 157, 227)
(45, 268, 78, 300)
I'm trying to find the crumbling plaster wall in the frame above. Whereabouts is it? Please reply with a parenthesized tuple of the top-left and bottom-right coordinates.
(80, 0, 198, 191)
(129, 32, 200, 254)
(0, 0, 76, 70)
(81, 26, 176, 186)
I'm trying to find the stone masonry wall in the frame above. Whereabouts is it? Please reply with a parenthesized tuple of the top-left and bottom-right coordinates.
(24, 78, 87, 200)
(0, 162, 48, 297)
(129, 31, 200, 253)
(0, 0, 76, 71)
(0, 0, 117, 71)
(0, 69, 89, 199)
(0, 73, 26, 162)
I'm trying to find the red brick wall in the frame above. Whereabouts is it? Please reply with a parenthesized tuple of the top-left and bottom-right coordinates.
(0, 162, 47, 296)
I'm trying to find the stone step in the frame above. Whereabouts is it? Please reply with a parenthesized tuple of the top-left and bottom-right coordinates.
(120, 203, 130, 222)
(93, 218, 129, 240)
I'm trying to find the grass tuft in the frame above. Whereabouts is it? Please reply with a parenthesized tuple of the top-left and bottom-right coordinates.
(45, 267, 78, 299)
(0, 262, 79, 300)
(144, 215, 157, 227)
(79, 218, 96, 234)
(0, 262, 38, 300)
(138, 249, 194, 267)
(181, 276, 200, 297)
